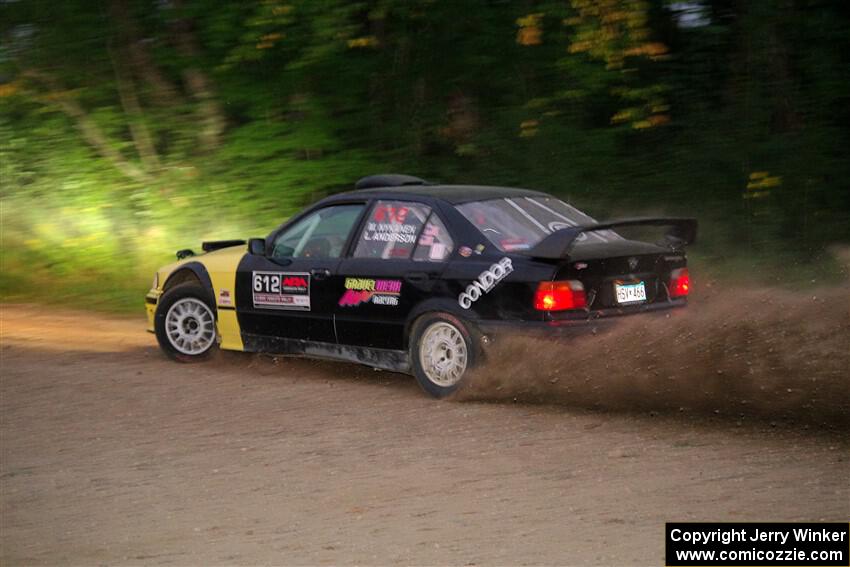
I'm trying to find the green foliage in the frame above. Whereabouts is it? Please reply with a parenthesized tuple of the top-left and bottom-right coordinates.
(1, 0, 848, 310)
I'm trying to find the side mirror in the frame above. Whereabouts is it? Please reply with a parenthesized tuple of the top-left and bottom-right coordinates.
(248, 238, 266, 256)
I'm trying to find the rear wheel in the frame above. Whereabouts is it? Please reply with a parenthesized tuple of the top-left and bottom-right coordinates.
(155, 283, 217, 362)
(410, 313, 476, 398)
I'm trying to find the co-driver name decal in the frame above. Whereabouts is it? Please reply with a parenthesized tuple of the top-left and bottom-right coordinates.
(362, 204, 418, 244)
(252, 271, 310, 310)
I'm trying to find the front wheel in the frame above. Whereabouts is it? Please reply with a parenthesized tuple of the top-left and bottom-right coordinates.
(410, 313, 476, 398)
(154, 283, 217, 362)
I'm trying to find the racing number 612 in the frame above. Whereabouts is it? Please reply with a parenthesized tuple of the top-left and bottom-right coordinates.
(253, 273, 280, 293)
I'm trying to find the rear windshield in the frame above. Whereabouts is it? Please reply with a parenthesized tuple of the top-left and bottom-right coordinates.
(456, 197, 620, 252)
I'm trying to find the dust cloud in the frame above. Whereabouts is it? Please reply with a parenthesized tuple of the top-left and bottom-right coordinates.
(461, 285, 850, 426)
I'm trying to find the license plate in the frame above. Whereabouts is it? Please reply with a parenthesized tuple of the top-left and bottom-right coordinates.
(615, 281, 647, 304)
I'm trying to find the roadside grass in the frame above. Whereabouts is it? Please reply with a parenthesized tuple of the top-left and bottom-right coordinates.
(689, 249, 848, 290)
(0, 273, 148, 314)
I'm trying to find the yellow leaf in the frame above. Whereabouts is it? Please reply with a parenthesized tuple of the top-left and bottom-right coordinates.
(0, 82, 20, 97)
(347, 36, 379, 49)
(516, 13, 544, 46)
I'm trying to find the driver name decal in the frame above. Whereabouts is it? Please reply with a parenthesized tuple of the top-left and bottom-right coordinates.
(253, 271, 310, 310)
(339, 278, 402, 307)
(458, 257, 513, 309)
(362, 204, 417, 244)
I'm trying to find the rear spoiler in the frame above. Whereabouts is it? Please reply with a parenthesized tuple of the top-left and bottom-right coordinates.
(526, 217, 697, 260)
(176, 239, 247, 260)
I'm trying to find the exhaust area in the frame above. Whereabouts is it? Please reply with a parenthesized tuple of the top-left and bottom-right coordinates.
(460, 286, 850, 426)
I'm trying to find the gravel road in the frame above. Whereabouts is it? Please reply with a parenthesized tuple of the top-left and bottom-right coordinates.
(1, 305, 847, 565)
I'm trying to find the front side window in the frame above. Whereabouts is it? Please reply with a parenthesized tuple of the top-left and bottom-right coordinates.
(456, 197, 620, 252)
(272, 204, 364, 259)
(412, 213, 454, 261)
(353, 200, 431, 260)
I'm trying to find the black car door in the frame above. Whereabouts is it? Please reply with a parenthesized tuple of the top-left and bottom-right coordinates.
(335, 200, 455, 350)
(236, 203, 366, 344)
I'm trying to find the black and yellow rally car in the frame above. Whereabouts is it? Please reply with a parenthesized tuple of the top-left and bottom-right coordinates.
(146, 174, 696, 397)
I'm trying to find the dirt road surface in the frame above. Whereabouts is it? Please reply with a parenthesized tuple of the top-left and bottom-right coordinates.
(1, 304, 848, 565)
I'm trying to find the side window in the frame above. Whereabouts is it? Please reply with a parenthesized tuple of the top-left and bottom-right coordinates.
(412, 213, 454, 262)
(353, 200, 431, 260)
(272, 204, 364, 259)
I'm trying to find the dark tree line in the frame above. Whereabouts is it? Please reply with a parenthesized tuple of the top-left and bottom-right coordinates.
(1, 0, 848, 307)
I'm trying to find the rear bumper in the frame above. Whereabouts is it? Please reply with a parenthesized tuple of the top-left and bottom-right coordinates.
(475, 298, 687, 339)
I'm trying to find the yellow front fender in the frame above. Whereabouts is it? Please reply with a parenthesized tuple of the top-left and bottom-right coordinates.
(146, 246, 247, 351)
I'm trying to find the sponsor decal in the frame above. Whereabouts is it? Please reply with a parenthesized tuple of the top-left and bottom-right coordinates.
(373, 204, 409, 224)
(458, 257, 514, 309)
(458, 246, 473, 258)
(574, 262, 588, 270)
(429, 243, 447, 260)
(417, 222, 440, 246)
(338, 278, 402, 307)
(417, 223, 449, 260)
(499, 238, 531, 251)
(474, 244, 485, 255)
(362, 204, 418, 244)
(252, 271, 310, 310)
(218, 288, 233, 306)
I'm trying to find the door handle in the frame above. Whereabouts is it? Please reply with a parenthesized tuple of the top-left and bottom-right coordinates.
(404, 271, 430, 283)
(310, 268, 331, 280)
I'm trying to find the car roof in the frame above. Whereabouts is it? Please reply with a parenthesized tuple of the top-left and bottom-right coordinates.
(328, 184, 551, 205)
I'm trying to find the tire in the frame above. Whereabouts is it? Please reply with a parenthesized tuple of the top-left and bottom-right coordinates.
(154, 282, 217, 363)
(410, 312, 477, 398)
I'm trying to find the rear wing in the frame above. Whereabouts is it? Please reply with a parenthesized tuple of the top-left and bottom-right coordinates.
(526, 217, 697, 260)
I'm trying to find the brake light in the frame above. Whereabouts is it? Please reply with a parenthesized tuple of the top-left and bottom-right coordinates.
(534, 280, 587, 311)
(669, 268, 690, 298)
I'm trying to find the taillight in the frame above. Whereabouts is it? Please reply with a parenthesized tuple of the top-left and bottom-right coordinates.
(534, 280, 587, 311)
(669, 268, 690, 298)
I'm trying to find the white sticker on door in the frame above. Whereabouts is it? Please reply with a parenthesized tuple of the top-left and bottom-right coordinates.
(252, 271, 311, 311)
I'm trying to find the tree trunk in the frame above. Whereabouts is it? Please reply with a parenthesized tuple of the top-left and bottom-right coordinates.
(22, 70, 151, 184)
(109, 0, 181, 106)
(180, 66, 226, 151)
(57, 97, 151, 183)
(170, 1, 226, 151)
(108, 43, 161, 173)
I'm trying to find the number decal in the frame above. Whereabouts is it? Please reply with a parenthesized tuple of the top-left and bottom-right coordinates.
(252, 271, 311, 311)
